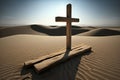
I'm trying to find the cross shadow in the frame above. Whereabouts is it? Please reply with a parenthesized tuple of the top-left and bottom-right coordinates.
(21, 49, 92, 80)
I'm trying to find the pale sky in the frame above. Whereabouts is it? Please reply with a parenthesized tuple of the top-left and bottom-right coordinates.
(0, 0, 120, 26)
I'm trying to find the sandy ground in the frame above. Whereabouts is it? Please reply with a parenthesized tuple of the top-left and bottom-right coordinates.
(0, 25, 120, 80)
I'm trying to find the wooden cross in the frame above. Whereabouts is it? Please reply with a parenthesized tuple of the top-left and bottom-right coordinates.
(55, 4, 79, 50)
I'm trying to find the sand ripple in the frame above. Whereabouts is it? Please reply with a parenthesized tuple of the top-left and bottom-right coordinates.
(76, 53, 120, 80)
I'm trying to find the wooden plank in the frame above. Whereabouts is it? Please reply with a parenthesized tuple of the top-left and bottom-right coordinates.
(34, 45, 91, 73)
(55, 17, 68, 22)
(24, 44, 85, 67)
(55, 17, 79, 22)
(71, 18, 79, 22)
(24, 49, 66, 68)
(67, 4, 71, 18)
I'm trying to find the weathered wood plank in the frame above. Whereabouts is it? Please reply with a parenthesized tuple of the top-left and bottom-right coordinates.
(71, 18, 79, 22)
(24, 44, 85, 67)
(24, 49, 65, 67)
(34, 45, 91, 73)
(55, 17, 79, 22)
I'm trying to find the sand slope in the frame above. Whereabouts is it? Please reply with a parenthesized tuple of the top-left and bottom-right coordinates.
(0, 35, 120, 80)
(0, 25, 90, 38)
(79, 28, 120, 36)
(0, 25, 120, 80)
(0, 25, 47, 38)
(31, 25, 89, 36)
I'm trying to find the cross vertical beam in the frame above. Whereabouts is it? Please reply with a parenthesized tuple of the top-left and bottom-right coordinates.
(66, 4, 71, 50)
(55, 4, 79, 50)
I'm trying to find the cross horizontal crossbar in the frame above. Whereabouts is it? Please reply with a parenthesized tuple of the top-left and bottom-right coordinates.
(56, 17, 79, 22)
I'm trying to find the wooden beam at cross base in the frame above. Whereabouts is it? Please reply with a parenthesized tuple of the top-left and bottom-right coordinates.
(24, 44, 86, 68)
(24, 49, 66, 68)
(34, 44, 91, 73)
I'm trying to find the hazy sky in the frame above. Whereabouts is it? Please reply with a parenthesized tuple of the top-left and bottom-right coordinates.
(0, 0, 120, 26)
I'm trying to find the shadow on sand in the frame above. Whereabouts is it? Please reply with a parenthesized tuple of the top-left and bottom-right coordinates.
(21, 50, 92, 80)
(0, 25, 89, 38)
(31, 25, 89, 36)
(0, 25, 119, 38)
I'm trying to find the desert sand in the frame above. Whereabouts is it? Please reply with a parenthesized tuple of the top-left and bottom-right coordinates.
(0, 25, 120, 80)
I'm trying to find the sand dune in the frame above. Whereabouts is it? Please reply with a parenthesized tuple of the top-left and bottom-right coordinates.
(0, 25, 90, 38)
(0, 25, 120, 80)
(31, 25, 89, 36)
(1, 25, 119, 38)
(0, 25, 47, 38)
(79, 28, 120, 36)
